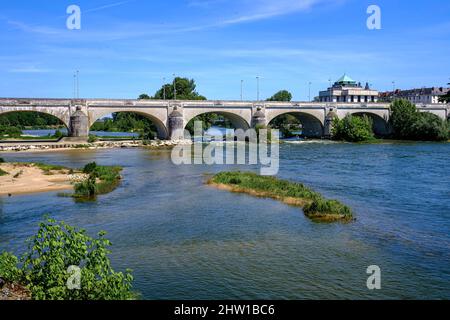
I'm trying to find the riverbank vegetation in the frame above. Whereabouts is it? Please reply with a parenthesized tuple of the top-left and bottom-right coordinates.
(389, 99, 448, 141)
(208, 171, 353, 222)
(0, 218, 135, 300)
(331, 99, 449, 142)
(73, 162, 122, 199)
(332, 115, 375, 142)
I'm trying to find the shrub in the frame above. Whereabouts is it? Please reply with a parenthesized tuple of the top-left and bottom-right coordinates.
(0, 218, 135, 300)
(0, 157, 5, 163)
(0, 168, 8, 176)
(88, 134, 98, 143)
(332, 115, 374, 142)
(53, 130, 64, 139)
(0, 252, 22, 283)
(303, 198, 353, 221)
(83, 162, 98, 174)
(74, 163, 122, 198)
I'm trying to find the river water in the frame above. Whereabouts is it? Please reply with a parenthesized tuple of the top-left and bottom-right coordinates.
(0, 142, 449, 299)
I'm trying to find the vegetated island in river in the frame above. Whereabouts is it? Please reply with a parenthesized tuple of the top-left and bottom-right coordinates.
(208, 171, 354, 223)
(0, 158, 122, 199)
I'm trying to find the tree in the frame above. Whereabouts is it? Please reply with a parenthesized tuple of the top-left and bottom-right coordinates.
(439, 83, 450, 103)
(390, 99, 448, 141)
(332, 115, 374, 142)
(389, 99, 418, 139)
(266, 90, 292, 102)
(138, 94, 151, 100)
(410, 112, 448, 141)
(153, 77, 206, 101)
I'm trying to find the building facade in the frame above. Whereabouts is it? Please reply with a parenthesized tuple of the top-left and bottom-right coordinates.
(379, 87, 450, 104)
(318, 75, 379, 103)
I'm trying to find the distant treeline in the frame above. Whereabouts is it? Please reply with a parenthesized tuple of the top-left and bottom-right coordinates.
(0, 112, 63, 128)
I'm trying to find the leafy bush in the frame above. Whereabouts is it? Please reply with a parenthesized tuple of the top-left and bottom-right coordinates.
(53, 130, 64, 139)
(83, 162, 98, 174)
(0, 157, 5, 163)
(0, 252, 22, 282)
(0, 168, 8, 176)
(0, 218, 135, 300)
(74, 163, 122, 198)
(303, 198, 353, 221)
(332, 115, 374, 142)
(88, 134, 98, 143)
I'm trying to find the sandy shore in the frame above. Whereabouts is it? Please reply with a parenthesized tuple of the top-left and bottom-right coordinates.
(0, 163, 82, 196)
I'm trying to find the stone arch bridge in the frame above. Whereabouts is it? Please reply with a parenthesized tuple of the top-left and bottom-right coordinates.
(0, 98, 448, 141)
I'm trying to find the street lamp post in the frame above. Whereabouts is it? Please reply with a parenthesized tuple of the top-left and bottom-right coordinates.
(240, 80, 244, 101)
(163, 77, 166, 100)
(173, 74, 177, 100)
(256, 76, 260, 101)
(308, 82, 312, 102)
(76, 70, 79, 99)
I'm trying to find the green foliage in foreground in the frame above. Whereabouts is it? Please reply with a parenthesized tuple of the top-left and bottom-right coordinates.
(210, 172, 353, 221)
(74, 162, 122, 198)
(0, 219, 134, 300)
(0, 168, 8, 176)
(332, 115, 375, 142)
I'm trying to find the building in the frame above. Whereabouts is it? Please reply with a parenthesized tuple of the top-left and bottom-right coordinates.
(318, 74, 379, 103)
(379, 87, 450, 104)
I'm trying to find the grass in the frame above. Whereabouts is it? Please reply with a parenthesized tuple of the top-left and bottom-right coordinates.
(208, 171, 354, 223)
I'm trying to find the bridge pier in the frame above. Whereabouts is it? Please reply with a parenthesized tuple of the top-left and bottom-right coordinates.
(169, 108, 185, 140)
(68, 107, 89, 141)
(252, 108, 267, 128)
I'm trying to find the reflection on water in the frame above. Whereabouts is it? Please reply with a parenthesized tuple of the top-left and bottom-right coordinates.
(0, 142, 449, 299)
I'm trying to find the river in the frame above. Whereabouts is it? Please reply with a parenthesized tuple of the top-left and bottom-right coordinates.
(0, 141, 449, 299)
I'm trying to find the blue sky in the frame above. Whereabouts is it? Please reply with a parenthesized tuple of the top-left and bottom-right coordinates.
(0, 0, 449, 100)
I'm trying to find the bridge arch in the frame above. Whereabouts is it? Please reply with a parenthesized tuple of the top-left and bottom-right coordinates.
(0, 108, 70, 129)
(183, 110, 251, 132)
(267, 111, 324, 138)
(89, 110, 169, 139)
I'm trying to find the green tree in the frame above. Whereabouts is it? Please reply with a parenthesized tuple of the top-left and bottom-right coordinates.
(153, 77, 207, 101)
(410, 112, 448, 141)
(438, 82, 450, 103)
(389, 99, 418, 139)
(138, 94, 151, 100)
(0, 218, 135, 300)
(332, 115, 374, 142)
(266, 90, 293, 102)
(390, 99, 448, 141)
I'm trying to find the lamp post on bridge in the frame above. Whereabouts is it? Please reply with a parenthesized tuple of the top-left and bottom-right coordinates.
(163, 77, 166, 100)
(173, 74, 177, 100)
(308, 82, 312, 102)
(256, 76, 260, 102)
(240, 80, 244, 101)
